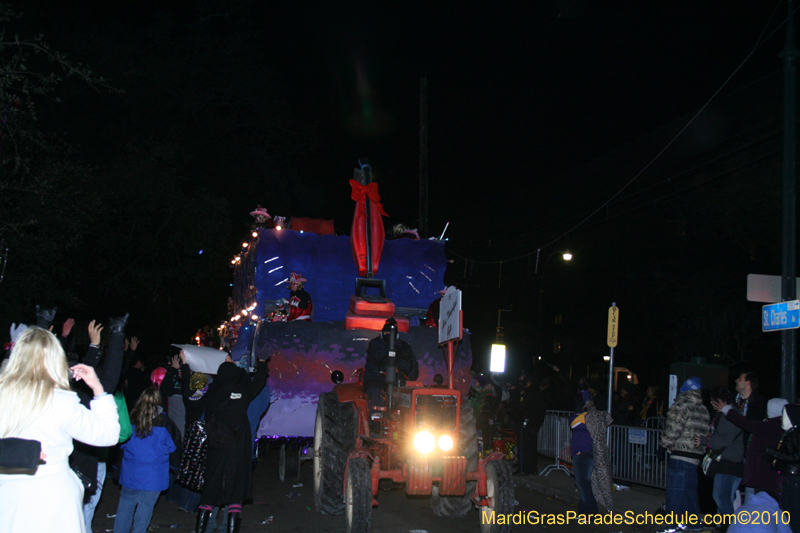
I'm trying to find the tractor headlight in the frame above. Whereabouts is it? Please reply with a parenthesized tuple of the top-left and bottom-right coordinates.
(438, 435, 454, 451)
(413, 431, 436, 454)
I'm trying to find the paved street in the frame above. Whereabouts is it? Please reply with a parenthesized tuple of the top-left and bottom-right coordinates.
(92, 448, 675, 533)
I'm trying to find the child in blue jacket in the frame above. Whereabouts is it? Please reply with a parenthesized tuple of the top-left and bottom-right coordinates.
(115, 388, 182, 533)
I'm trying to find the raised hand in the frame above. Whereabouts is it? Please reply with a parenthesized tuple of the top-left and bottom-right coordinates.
(88, 320, 103, 346)
(711, 398, 727, 412)
(70, 364, 104, 397)
(61, 318, 75, 338)
(130, 337, 139, 351)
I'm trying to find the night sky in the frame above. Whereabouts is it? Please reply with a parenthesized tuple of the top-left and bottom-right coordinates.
(2, 0, 797, 395)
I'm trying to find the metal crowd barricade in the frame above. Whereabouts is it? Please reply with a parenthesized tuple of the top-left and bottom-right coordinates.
(607, 424, 667, 488)
(644, 416, 666, 429)
(537, 411, 667, 488)
(537, 410, 573, 476)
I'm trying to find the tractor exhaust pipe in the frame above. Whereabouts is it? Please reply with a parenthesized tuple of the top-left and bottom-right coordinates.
(385, 320, 398, 411)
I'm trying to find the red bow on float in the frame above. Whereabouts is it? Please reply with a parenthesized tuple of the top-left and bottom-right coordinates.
(349, 180, 388, 217)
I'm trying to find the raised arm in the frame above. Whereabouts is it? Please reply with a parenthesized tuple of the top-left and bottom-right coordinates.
(245, 359, 269, 401)
(96, 315, 127, 393)
(65, 365, 120, 447)
(82, 320, 104, 368)
(161, 356, 181, 396)
(720, 405, 766, 434)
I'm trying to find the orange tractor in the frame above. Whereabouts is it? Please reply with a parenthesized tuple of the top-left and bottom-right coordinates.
(312, 322, 514, 533)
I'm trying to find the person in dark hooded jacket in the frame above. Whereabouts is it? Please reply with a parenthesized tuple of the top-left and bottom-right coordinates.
(765, 404, 800, 533)
(195, 358, 267, 533)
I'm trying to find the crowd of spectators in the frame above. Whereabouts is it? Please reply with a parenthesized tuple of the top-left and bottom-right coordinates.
(658, 373, 799, 533)
(4, 307, 799, 533)
(0, 308, 270, 533)
(469, 364, 799, 533)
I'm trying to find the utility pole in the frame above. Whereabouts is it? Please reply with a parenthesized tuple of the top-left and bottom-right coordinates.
(781, 0, 798, 402)
(418, 77, 428, 239)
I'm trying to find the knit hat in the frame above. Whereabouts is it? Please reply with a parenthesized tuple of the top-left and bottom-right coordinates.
(767, 397, 789, 419)
(680, 376, 702, 393)
(189, 372, 209, 392)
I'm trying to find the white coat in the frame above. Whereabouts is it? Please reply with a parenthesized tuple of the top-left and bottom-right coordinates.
(0, 390, 120, 533)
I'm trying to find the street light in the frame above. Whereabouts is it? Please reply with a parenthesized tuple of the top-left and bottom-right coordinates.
(536, 250, 574, 362)
(490, 344, 506, 373)
(491, 307, 512, 374)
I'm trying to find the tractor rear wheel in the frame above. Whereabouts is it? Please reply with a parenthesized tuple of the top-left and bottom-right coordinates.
(345, 457, 372, 533)
(430, 401, 479, 518)
(313, 392, 357, 515)
(479, 460, 514, 533)
(279, 442, 300, 483)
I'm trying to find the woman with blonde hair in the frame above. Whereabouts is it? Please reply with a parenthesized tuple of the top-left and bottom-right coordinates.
(0, 326, 120, 533)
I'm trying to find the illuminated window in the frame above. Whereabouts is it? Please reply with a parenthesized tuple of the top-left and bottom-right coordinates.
(554, 314, 562, 325)
(552, 340, 561, 354)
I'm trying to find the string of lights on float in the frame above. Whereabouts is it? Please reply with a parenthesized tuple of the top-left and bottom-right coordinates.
(217, 217, 292, 340)
(220, 213, 291, 345)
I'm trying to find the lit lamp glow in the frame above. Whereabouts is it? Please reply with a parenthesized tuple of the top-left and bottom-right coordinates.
(562, 252, 573, 261)
(603, 355, 610, 362)
(490, 344, 506, 373)
(413, 432, 435, 454)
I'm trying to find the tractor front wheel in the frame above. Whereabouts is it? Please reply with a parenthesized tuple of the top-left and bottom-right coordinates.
(313, 392, 357, 515)
(479, 460, 514, 533)
(345, 457, 373, 533)
(430, 402, 479, 518)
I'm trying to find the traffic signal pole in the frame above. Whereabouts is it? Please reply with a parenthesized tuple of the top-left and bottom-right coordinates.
(781, 0, 798, 403)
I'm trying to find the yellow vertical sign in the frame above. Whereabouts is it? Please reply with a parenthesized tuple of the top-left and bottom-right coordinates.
(607, 306, 619, 347)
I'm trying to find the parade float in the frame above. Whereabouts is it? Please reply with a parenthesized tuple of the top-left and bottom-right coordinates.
(218, 159, 473, 479)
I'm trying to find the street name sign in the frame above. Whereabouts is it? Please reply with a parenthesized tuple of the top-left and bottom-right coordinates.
(762, 300, 800, 332)
(607, 306, 619, 347)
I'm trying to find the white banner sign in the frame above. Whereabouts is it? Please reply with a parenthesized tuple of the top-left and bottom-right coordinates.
(172, 344, 228, 374)
(438, 287, 462, 344)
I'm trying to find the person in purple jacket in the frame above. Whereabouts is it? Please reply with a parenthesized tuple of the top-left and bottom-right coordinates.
(114, 388, 182, 533)
(570, 406, 598, 514)
(711, 396, 788, 503)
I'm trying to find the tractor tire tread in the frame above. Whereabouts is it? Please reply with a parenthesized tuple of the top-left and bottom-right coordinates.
(314, 392, 357, 515)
